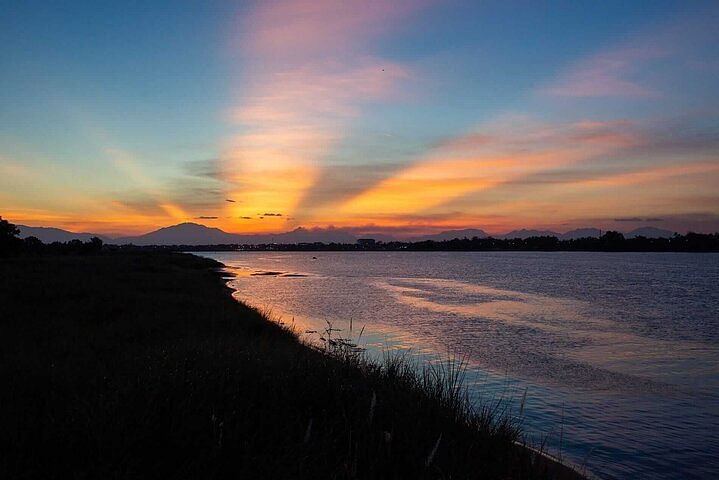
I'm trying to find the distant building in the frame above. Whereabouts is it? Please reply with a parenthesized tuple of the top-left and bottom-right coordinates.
(357, 238, 376, 247)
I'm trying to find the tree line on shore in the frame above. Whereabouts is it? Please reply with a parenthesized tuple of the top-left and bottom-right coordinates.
(186, 230, 719, 252)
(3, 216, 718, 255)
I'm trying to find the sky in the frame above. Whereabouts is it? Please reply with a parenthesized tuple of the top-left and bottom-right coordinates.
(1, 0, 718, 237)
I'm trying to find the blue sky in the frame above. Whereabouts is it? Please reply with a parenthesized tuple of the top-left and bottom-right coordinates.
(1, 0, 718, 235)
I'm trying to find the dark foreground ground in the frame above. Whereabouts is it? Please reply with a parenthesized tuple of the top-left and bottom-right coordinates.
(0, 253, 583, 479)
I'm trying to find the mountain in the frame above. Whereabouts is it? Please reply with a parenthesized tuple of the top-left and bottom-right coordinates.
(112, 223, 358, 245)
(14, 222, 682, 246)
(625, 227, 675, 239)
(560, 228, 602, 240)
(499, 229, 561, 239)
(113, 223, 239, 245)
(269, 227, 357, 244)
(409, 228, 489, 242)
(352, 232, 397, 243)
(17, 225, 107, 243)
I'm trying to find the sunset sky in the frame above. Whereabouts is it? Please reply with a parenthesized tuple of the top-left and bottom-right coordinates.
(2, 0, 718, 236)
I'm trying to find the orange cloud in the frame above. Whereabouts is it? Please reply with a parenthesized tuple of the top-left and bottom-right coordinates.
(573, 161, 719, 189)
(330, 116, 642, 219)
(438, 155, 719, 229)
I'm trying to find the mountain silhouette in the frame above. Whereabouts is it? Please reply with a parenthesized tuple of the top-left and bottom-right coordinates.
(560, 228, 602, 240)
(113, 223, 357, 245)
(113, 223, 238, 245)
(273, 227, 357, 244)
(409, 229, 489, 242)
(17, 225, 107, 243)
(625, 227, 675, 239)
(499, 229, 561, 239)
(13, 222, 684, 245)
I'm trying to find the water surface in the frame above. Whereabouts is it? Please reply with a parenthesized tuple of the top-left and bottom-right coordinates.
(199, 251, 719, 479)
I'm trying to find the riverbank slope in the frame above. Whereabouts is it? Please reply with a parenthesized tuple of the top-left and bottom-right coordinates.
(0, 252, 582, 479)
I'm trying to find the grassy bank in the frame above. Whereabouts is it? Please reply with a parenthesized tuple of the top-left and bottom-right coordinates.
(0, 252, 582, 479)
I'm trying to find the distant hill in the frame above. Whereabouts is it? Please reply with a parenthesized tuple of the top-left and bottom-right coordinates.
(409, 228, 488, 242)
(15, 222, 683, 246)
(113, 223, 358, 245)
(353, 232, 398, 243)
(499, 229, 561, 239)
(17, 225, 107, 243)
(268, 227, 357, 244)
(560, 228, 602, 240)
(113, 223, 238, 245)
(625, 227, 675, 239)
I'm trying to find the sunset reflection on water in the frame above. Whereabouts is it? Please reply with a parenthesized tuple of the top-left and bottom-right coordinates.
(205, 251, 719, 479)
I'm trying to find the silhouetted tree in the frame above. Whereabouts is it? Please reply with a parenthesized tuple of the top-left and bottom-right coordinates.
(599, 231, 625, 251)
(63, 239, 82, 254)
(80, 236, 104, 254)
(23, 236, 44, 254)
(89, 236, 104, 250)
(0, 216, 23, 256)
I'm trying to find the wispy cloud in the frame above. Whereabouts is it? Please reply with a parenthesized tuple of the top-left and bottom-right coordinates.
(220, 0, 425, 232)
(306, 108, 719, 233)
(332, 115, 643, 220)
(239, 0, 424, 59)
(106, 148, 159, 189)
(572, 161, 719, 189)
(184, 158, 225, 180)
(541, 46, 666, 98)
(159, 203, 190, 222)
(540, 7, 719, 99)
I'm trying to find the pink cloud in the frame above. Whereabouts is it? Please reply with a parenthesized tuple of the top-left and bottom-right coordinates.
(540, 7, 719, 99)
(541, 46, 667, 98)
(232, 58, 411, 126)
(238, 0, 424, 61)
(439, 115, 642, 154)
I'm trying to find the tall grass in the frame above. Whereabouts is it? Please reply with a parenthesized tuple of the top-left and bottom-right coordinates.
(275, 316, 578, 478)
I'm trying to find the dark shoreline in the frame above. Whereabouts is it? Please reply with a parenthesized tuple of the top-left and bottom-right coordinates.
(162, 231, 719, 253)
(1, 252, 585, 479)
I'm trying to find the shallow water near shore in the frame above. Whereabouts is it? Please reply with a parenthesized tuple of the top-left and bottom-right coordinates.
(198, 251, 719, 479)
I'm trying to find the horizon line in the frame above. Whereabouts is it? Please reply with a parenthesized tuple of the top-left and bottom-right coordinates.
(11, 219, 704, 240)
